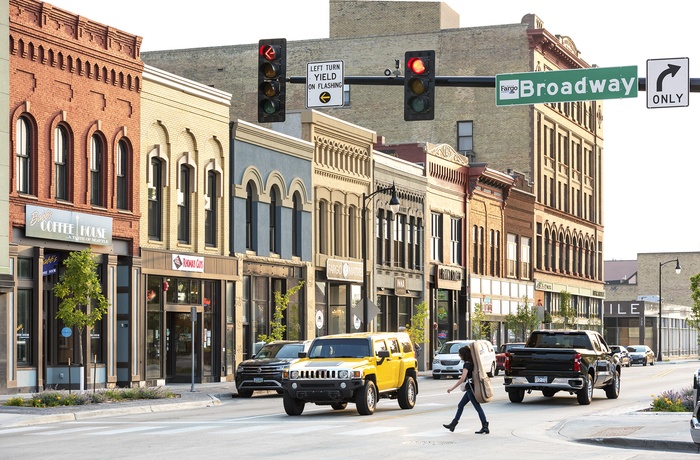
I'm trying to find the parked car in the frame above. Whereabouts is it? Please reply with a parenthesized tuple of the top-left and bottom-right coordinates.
(610, 345, 631, 367)
(432, 339, 496, 379)
(626, 344, 655, 366)
(235, 340, 311, 398)
(495, 342, 525, 375)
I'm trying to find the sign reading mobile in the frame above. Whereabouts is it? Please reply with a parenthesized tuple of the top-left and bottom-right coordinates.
(496, 66, 638, 106)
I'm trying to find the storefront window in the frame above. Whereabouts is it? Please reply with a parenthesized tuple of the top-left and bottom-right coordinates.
(17, 289, 33, 366)
(315, 280, 327, 337)
(146, 276, 163, 379)
(329, 284, 347, 334)
(252, 277, 269, 349)
(203, 281, 216, 377)
(90, 318, 104, 363)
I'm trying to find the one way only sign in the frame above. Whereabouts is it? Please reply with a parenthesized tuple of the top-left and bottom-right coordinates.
(306, 60, 344, 108)
(647, 57, 689, 108)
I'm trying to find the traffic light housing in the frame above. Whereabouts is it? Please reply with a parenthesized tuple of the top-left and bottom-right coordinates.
(258, 38, 286, 123)
(404, 50, 435, 121)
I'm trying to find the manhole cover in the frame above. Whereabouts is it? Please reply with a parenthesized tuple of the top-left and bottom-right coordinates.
(592, 426, 642, 437)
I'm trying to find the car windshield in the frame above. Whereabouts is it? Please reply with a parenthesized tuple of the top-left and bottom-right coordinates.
(308, 339, 370, 358)
(254, 343, 304, 359)
(438, 342, 470, 354)
(627, 346, 643, 352)
(505, 344, 524, 352)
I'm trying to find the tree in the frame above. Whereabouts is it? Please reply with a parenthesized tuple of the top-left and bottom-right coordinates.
(557, 290, 577, 329)
(504, 296, 540, 341)
(405, 301, 428, 346)
(258, 281, 305, 343)
(53, 249, 110, 366)
(471, 303, 488, 339)
(688, 273, 700, 330)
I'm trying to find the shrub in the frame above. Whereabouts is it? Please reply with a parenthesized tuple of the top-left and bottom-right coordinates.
(2, 387, 175, 407)
(650, 387, 695, 412)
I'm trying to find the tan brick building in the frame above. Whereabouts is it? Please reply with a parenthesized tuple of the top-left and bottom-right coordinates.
(7, 0, 142, 392)
(142, 0, 605, 332)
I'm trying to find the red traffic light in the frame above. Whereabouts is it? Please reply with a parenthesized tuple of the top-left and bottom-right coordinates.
(259, 44, 279, 61)
(407, 57, 427, 75)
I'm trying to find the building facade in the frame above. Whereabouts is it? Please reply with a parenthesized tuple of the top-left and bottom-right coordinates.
(140, 1, 605, 335)
(140, 65, 235, 385)
(7, 0, 143, 392)
(230, 119, 315, 362)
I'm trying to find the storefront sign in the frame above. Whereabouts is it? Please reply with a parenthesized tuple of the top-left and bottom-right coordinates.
(436, 265, 462, 290)
(395, 277, 407, 296)
(535, 280, 554, 291)
(172, 254, 205, 273)
(326, 259, 363, 282)
(604, 301, 644, 317)
(43, 253, 59, 276)
(25, 205, 113, 246)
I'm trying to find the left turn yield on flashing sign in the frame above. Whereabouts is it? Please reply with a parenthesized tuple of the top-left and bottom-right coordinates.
(647, 57, 689, 109)
(306, 60, 344, 108)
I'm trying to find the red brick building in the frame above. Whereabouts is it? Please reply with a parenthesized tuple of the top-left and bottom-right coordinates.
(6, 0, 143, 392)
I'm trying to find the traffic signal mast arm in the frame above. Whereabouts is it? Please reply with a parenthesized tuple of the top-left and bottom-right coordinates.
(288, 75, 700, 91)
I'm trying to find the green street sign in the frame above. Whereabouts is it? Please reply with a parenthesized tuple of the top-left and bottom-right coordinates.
(496, 66, 638, 106)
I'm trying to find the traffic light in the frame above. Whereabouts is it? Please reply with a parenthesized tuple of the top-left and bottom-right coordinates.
(404, 50, 435, 121)
(258, 38, 286, 123)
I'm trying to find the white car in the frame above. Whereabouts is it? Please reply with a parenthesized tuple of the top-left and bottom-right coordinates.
(432, 339, 496, 379)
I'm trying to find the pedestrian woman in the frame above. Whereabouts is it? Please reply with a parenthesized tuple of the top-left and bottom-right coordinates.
(443, 345, 489, 434)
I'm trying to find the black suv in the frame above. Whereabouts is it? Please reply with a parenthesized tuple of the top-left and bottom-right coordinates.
(235, 341, 310, 398)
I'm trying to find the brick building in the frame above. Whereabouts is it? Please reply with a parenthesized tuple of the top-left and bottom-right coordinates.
(6, 0, 142, 392)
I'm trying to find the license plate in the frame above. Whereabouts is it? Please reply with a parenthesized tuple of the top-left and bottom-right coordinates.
(446, 367, 453, 370)
(253, 377, 263, 383)
(535, 376, 547, 383)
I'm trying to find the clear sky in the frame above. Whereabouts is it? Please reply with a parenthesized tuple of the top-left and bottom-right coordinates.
(46, 0, 700, 261)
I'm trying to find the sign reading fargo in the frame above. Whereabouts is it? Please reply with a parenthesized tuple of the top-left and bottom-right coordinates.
(25, 205, 113, 246)
(496, 66, 638, 106)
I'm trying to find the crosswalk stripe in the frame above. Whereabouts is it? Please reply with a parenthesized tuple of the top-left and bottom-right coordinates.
(31, 426, 101, 436)
(337, 426, 402, 435)
(87, 425, 165, 435)
(155, 425, 212, 435)
(277, 424, 343, 434)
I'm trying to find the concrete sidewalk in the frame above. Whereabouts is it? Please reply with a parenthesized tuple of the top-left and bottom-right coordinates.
(0, 381, 697, 453)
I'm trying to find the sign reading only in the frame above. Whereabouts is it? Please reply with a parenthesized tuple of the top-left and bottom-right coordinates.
(496, 66, 638, 106)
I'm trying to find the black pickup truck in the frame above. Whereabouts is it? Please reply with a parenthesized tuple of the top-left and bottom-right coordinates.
(503, 329, 621, 405)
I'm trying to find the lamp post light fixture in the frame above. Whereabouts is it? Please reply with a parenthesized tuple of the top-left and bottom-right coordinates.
(361, 183, 400, 332)
(658, 258, 681, 362)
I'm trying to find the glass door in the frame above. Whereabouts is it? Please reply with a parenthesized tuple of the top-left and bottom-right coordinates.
(166, 312, 200, 383)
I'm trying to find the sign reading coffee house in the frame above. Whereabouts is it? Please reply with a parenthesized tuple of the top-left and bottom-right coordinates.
(25, 204, 113, 246)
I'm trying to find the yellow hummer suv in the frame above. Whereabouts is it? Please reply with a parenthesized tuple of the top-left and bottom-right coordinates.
(281, 332, 418, 416)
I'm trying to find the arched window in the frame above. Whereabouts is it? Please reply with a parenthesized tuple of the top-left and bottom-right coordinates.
(246, 182, 256, 251)
(16, 116, 32, 194)
(269, 187, 279, 253)
(178, 165, 191, 243)
(148, 158, 163, 241)
(90, 134, 104, 206)
(292, 192, 302, 257)
(205, 170, 217, 247)
(54, 125, 69, 200)
(116, 139, 129, 210)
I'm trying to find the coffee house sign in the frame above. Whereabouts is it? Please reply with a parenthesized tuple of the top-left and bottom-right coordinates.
(25, 205, 113, 246)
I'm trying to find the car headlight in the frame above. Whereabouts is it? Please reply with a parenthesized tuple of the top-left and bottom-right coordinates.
(290, 370, 299, 379)
(433, 358, 439, 364)
(338, 369, 349, 379)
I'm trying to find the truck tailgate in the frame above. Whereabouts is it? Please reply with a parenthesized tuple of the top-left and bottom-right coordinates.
(508, 348, 579, 374)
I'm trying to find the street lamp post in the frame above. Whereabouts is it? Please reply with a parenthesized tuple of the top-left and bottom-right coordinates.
(362, 183, 399, 332)
(658, 258, 681, 362)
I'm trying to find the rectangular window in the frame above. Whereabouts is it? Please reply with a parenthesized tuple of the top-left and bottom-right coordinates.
(431, 212, 442, 262)
(205, 172, 217, 247)
(16, 117, 32, 194)
(116, 141, 128, 210)
(521, 236, 531, 280)
(394, 214, 405, 267)
(457, 121, 473, 154)
(383, 212, 391, 266)
(55, 126, 68, 201)
(507, 233, 518, 278)
(90, 135, 102, 206)
(148, 159, 162, 241)
(375, 211, 383, 265)
(450, 217, 461, 265)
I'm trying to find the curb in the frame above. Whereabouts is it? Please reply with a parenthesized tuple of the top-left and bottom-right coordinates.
(576, 436, 699, 454)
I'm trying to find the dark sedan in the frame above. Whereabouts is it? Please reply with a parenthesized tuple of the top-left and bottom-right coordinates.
(626, 345, 655, 366)
(235, 340, 310, 397)
(610, 345, 631, 367)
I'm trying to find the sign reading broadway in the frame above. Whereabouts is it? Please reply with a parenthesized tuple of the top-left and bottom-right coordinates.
(496, 66, 638, 106)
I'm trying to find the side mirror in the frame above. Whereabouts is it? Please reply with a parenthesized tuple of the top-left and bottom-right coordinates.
(298, 352, 307, 359)
(377, 350, 390, 358)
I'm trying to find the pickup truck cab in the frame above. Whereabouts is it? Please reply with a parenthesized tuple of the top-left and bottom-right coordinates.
(504, 329, 620, 405)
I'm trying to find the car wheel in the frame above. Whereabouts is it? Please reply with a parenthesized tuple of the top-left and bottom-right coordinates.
(237, 389, 254, 398)
(487, 362, 495, 378)
(577, 373, 593, 405)
(605, 369, 620, 399)
(331, 402, 347, 411)
(508, 389, 525, 403)
(398, 375, 417, 409)
(283, 392, 305, 416)
(355, 380, 377, 415)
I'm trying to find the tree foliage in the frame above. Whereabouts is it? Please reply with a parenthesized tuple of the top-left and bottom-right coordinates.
(556, 290, 577, 329)
(405, 301, 428, 346)
(471, 303, 489, 339)
(504, 296, 540, 341)
(258, 281, 305, 343)
(688, 273, 700, 329)
(53, 249, 110, 365)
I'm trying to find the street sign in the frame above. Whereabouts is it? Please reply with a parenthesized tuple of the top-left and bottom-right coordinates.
(496, 66, 638, 106)
(646, 57, 689, 108)
(306, 60, 344, 108)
